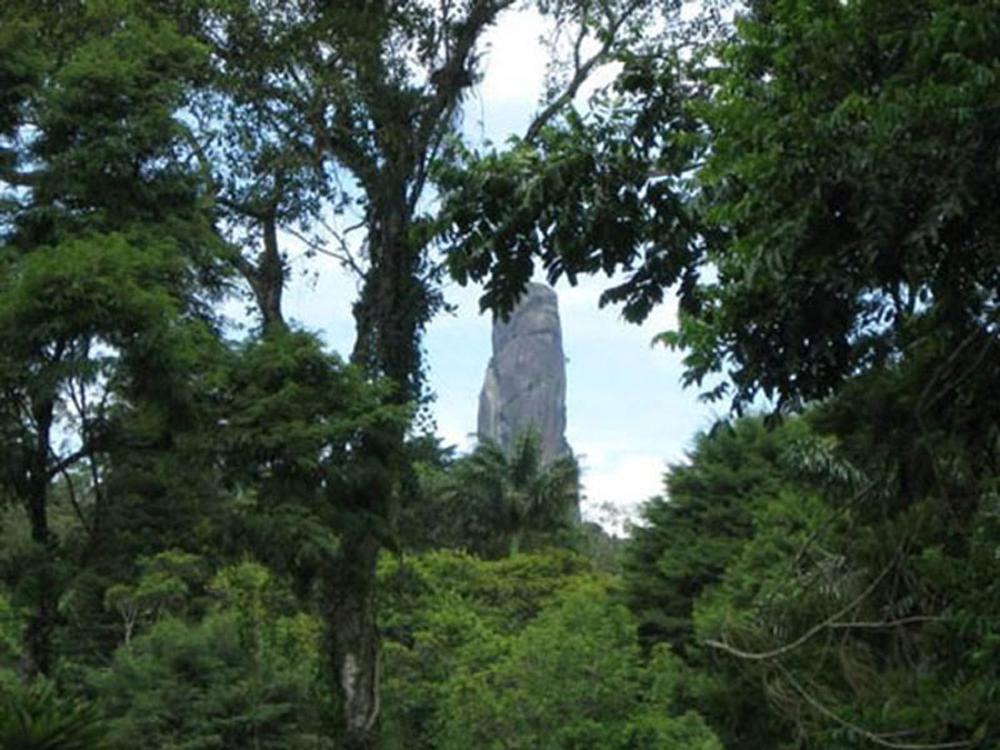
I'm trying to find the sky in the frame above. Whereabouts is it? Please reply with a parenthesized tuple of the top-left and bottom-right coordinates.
(279, 7, 723, 530)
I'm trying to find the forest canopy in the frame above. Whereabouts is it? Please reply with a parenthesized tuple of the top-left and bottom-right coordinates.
(1, 0, 998, 749)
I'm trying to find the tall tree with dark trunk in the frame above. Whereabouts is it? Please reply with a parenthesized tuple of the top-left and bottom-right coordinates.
(178, 1, 663, 743)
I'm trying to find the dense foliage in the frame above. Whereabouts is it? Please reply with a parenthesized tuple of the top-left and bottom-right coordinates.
(439, 0, 1000, 747)
(2, 0, 998, 748)
(378, 550, 719, 750)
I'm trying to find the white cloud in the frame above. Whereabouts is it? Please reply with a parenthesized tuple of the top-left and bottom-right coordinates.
(478, 9, 549, 105)
(577, 449, 666, 534)
(579, 448, 666, 498)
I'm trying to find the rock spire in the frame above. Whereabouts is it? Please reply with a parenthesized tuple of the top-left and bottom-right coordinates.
(477, 282, 570, 464)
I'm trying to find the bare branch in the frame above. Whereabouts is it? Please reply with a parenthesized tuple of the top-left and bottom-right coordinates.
(420, 0, 516, 142)
(47, 446, 90, 480)
(409, 0, 518, 207)
(285, 224, 366, 279)
(177, 125, 216, 192)
(57, 465, 94, 538)
(227, 245, 260, 287)
(827, 615, 945, 630)
(776, 663, 972, 750)
(0, 167, 44, 188)
(704, 554, 898, 662)
(62, 367, 107, 520)
(523, 0, 646, 144)
(216, 195, 273, 222)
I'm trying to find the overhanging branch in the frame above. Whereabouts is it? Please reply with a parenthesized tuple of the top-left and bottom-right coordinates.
(776, 663, 972, 750)
(704, 553, 898, 662)
(523, 0, 647, 145)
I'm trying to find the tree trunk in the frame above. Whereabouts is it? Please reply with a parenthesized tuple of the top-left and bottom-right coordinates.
(327, 533, 381, 750)
(21, 566, 54, 678)
(234, 212, 287, 333)
(20, 399, 55, 678)
(351, 201, 425, 394)
(328, 191, 423, 748)
(256, 216, 286, 331)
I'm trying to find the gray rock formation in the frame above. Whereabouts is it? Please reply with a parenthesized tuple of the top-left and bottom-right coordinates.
(477, 283, 570, 464)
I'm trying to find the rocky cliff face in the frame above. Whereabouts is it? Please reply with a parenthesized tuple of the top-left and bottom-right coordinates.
(477, 283, 570, 464)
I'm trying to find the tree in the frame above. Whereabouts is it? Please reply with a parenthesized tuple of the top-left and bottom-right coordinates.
(624, 416, 814, 649)
(440, 3, 1000, 745)
(449, 431, 580, 557)
(217, 327, 409, 598)
(436, 13, 717, 320)
(0, 1, 225, 677)
(437, 582, 720, 750)
(669, 0, 1000, 418)
(378, 549, 595, 749)
(103, 550, 209, 648)
(92, 562, 332, 750)
(443, 0, 1000, 425)
(662, 6, 999, 743)
(623, 415, 830, 748)
(686, 413, 998, 749)
(0, 592, 21, 686)
(376, 548, 720, 750)
(171, 1, 667, 743)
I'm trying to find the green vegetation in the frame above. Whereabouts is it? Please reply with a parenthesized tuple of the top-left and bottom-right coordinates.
(0, 683, 107, 750)
(93, 561, 331, 750)
(1, 0, 998, 748)
(380, 550, 719, 750)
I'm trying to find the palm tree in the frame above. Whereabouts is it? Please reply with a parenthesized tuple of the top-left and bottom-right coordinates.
(453, 430, 580, 556)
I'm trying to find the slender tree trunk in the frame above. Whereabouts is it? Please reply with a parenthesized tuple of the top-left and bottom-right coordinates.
(21, 502, 55, 678)
(234, 212, 287, 333)
(327, 533, 381, 750)
(20, 399, 55, 678)
(256, 216, 285, 331)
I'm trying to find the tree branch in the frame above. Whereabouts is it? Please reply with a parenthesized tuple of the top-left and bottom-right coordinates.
(827, 615, 945, 630)
(704, 553, 898, 662)
(0, 167, 44, 188)
(47, 447, 89, 480)
(285, 224, 366, 280)
(775, 663, 972, 750)
(409, 0, 517, 209)
(419, 0, 515, 148)
(522, 0, 646, 145)
(57, 465, 94, 538)
(177, 125, 216, 193)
